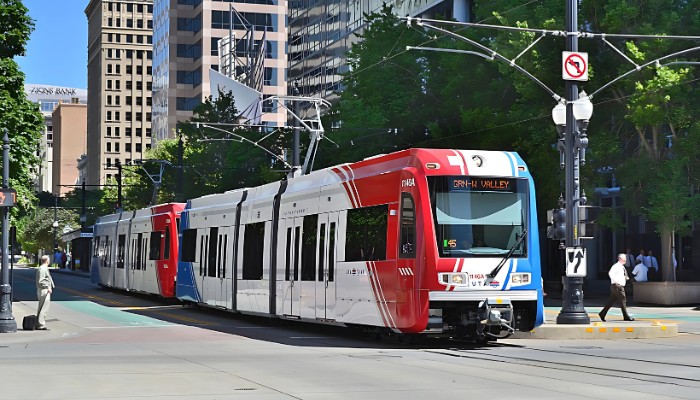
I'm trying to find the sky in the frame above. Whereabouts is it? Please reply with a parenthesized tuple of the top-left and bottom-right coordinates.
(15, 0, 89, 89)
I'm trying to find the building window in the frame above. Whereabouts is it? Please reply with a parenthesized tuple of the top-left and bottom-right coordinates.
(126, 112, 132, 120)
(125, 127, 132, 136)
(115, 127, 120, 136)
(126, 96, 132, 105)
(106, 126, 112, 136)
(136, 143, 142, 152)
(136, 128, 142, 137)
(137, 66, 143, 75)
(126, 143, 132, 152)
(126, 65, 132, 74)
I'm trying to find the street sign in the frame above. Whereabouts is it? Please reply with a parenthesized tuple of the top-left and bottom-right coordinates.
(0, 188, 16, 207)
(562, 51, 589, 81)
(566, 247, 587, 277)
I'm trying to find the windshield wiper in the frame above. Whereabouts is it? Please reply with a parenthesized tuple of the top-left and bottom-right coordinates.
(487, 229, 527, 279)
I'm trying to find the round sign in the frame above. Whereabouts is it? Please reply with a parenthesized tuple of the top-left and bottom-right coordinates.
(564, 53, 587, 79)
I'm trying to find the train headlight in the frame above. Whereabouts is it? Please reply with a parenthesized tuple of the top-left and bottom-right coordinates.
(510, 273, 531, 286)
(441, 273, 467, 285)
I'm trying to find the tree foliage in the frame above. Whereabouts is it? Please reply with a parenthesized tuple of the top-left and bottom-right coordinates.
(1, 0, 43, 214)
(118, 90, 289, 208)
(19, 207, 80, 255)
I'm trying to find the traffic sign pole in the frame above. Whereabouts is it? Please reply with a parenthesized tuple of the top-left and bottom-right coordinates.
(557, 0, 591, 325)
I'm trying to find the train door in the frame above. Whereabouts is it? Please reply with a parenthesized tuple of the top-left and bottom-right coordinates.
(299, 214, 318, 319)
(280, 217, 303, 317)
(213, 227, 231, 308)
(115, 233, 128, 289)
(200, 227, 218, 307)
(315, 212, 339, 320)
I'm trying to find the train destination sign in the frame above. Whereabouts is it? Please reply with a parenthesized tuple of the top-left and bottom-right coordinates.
(450, 177, 514, 192)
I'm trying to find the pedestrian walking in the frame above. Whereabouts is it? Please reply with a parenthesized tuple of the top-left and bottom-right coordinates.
(599, 253, 635, 322)
(36, 255, 55, 330)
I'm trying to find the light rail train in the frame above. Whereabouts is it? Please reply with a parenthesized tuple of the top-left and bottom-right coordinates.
(91, 148, 544, 340)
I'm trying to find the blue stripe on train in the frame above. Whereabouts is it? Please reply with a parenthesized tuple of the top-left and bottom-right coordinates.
(175, 201, 201, 302)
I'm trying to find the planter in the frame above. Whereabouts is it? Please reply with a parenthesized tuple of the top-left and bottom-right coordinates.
(633, 281, 700, 305)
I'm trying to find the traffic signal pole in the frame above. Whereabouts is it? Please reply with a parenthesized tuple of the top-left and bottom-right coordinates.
(556, 0, 590, 324)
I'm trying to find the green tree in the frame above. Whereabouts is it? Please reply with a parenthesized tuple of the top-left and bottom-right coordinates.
(19, 207, 79, 255)
(119, 90, 288, 207)
(323, 4, 430, 163)
(1, 0, 44, 216)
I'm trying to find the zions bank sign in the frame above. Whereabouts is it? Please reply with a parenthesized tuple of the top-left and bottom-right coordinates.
(29, 86, 77, 96)
(25, 84, 87, 103)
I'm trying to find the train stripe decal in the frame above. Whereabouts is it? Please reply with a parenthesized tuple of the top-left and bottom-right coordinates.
(505, 152, 518, 177)
(447, 153, 465, 175)
(366, 261, 390, 328)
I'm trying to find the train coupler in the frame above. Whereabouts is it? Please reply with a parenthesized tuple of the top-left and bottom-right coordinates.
(477, 298, 515, 339)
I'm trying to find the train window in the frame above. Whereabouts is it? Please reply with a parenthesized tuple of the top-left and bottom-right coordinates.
(429, 176, 528, 258)
(208, 227, 218, 277)
(242, 222, 264, 280)
(93, 237, 100, 257)
(200, 235, 208, 276)
(284, 228, 292, 281)
(399, 193, 416, 258)
(345, 205, 388, 262)
(131, 238, 137, 269)
(163, 227, 171, 259)
(149, 231, 162, 260)
(117, 235, 126, 269)
(328, 222, 336, 282)
(136, 233, 143, 270)
(318, 223, 326, 281)
(143, 237, 149, 269)
(106, 240, 112, 269)
(293, 226, 300, 280)
(181, 229, 197, 262)
(301, 215, 318, 281)
(220, 234, 228, 278)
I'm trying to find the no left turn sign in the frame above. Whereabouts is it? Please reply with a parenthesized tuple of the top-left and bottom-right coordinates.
(562, 51, 588, 81)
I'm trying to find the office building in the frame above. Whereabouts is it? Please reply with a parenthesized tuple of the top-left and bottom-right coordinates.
(85, 0, 154, 188)
(25, 84, 88, 194)
(51, 102, 88, 196)
(152, 0, 287, 142)
(288, 0, 472, 100)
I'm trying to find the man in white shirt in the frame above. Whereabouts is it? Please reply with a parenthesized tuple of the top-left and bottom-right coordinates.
(35, 255, 55, 330)
(632, 260, 648, 282)
(599, 253, 635, 322)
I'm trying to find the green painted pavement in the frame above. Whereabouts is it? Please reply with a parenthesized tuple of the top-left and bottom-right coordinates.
(60, 301, 174, 327)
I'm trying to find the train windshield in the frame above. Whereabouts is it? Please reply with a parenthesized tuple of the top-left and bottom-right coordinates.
(429, 176, 528, 258)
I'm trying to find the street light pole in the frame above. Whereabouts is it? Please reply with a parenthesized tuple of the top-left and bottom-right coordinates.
(53, 195, 58, 253)
(0, 130, 16, 333)
(556, 0, 590, 324)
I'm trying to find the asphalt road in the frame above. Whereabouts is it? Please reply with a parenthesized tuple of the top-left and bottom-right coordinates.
(1, 266, 699, 400)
